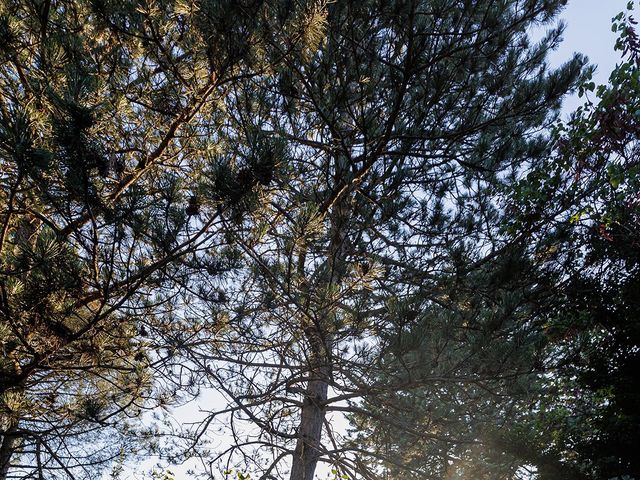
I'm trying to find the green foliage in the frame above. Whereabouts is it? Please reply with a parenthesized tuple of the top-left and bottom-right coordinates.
(496, 4, 640, 480)
(1, 1, 630, 480)
(0, 0, 311, 476)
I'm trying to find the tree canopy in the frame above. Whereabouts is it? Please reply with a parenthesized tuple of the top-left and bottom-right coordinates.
(0, 1, 637, 480)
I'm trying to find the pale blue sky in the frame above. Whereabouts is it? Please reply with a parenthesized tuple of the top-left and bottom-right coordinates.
(555, 0, 628, 112)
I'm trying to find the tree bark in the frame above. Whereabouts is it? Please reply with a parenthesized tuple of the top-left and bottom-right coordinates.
(290, 154, 350, 480)
(0, 422, 18, 480)
(290, 361, 330, 480)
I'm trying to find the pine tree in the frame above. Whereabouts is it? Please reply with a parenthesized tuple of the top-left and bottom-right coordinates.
(175, 1, 587, 479)
(0, 0, 307, 477)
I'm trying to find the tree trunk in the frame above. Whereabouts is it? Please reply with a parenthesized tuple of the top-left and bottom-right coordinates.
(0, 422, 18, 480)
(290, 362, 330, 480)
(290, 156, 349, 480)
